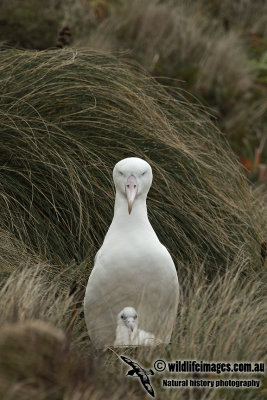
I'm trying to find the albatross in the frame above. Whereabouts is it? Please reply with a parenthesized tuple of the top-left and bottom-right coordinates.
(114, 306, 159, 346)
(84, 157, 179, 348)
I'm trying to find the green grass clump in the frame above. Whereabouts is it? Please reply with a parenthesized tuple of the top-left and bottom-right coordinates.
(0, 48, 263, 273)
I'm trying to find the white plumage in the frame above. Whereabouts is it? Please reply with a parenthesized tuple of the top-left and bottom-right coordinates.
(114, 307, 157, 346)
(84, 157, 179, 348)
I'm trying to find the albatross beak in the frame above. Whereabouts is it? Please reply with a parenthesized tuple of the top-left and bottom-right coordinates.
(126, 175, 137, 214)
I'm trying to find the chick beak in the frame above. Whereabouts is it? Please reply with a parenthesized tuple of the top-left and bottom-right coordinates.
(126, 175, 137, 214)
(127, 320, 135, 332)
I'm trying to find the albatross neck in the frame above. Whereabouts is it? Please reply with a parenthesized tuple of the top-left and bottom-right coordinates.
(113, 192, 150, 227)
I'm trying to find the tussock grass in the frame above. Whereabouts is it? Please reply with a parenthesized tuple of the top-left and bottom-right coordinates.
(0, 0, 266, 166)
(0, 0, 97, 50)
(79, 0, 267, 167)
(0, 229, 39, 280)
(0, 0, 63, 50)
(0, 265, 73, 328)
(0, 320, 109, 400)
(0, 255, 265, 399)
(0, 48, 263, 275)
(86, 0, 253, 96)
(175, 259, 266, 362)
(197, 0, 267, 39)
(252, 185, 267, 244)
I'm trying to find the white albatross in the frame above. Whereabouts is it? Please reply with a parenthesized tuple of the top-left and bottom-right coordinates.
(114, 306, 160, 346)
(84, 157, 179, 348)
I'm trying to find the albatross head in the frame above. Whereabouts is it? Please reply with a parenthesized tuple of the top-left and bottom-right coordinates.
(113, 157, 153, 214)
(117, 306, 138, 332)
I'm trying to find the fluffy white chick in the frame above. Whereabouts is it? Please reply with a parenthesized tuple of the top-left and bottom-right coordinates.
(114, 307, 159, 346)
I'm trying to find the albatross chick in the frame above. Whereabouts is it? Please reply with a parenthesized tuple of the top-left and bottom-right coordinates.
(114, 306, 159, 346)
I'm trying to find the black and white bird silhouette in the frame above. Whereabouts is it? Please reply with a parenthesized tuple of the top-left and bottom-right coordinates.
(120, 355, 155, 397)
(84, 157, 179, 348)
(114, 306, 159, 346)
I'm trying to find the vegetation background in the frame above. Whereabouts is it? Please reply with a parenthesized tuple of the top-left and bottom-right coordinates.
(0, 1, 266, 399)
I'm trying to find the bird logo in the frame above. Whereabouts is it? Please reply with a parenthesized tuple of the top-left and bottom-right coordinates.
(120, 355, 155, 397)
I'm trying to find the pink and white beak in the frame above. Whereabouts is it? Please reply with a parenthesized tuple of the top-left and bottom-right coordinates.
(126, 175, 137, 214)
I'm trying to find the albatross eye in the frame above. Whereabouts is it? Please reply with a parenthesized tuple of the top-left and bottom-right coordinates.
(118, 171, 123, 176)
(134, 315, 137, 319)
(141, 171, 146, 176)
